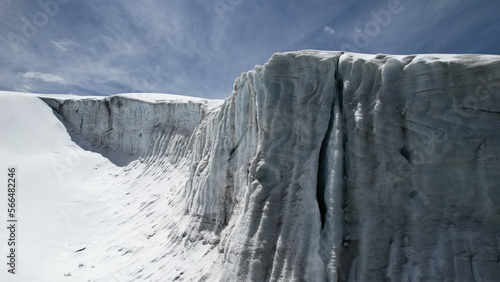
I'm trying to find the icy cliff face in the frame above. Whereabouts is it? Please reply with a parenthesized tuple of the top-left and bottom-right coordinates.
(335, 53, 500, 281)
(41, 94, 219, 158)
(40, 51, 500, 281)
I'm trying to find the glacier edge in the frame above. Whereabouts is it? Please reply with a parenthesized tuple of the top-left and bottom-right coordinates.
(40, 51, 500, 281)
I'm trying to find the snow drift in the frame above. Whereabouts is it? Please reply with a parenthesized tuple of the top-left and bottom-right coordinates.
(2, 51, 500, 281)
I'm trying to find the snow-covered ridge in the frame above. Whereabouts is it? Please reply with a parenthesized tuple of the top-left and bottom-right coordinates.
(4, 50, 500, 281)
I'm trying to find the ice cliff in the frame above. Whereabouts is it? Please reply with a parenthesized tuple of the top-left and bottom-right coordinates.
(41, 51, 500, 281)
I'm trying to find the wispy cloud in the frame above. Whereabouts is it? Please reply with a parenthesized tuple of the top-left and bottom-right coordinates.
(323, 26, 336, 35)
(23, 71, 65, 84)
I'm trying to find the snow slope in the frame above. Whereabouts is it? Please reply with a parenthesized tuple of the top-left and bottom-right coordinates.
(0, 92, 225, 282)
(1, 51, 500, 281)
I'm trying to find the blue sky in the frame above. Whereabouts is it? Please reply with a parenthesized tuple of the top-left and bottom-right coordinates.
(1, 0, 499, 99)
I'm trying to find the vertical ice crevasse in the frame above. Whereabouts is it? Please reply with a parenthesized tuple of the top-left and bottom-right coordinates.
(317, 65, 347, 281)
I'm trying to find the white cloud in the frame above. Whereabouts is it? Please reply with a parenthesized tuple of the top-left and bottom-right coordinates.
(323, 26, 336, 35)
(13, 84, 32, 93)
(22, 71, 66, 84)
(52, 41, 67, 51)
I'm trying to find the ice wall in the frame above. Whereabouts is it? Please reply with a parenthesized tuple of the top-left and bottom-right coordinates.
(41, 51, 500, 281)
(41, 95, 211, 160)
(337, 53, 500, 281)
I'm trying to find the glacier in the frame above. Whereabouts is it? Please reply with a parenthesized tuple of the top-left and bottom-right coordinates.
(2, 50, 500, 281)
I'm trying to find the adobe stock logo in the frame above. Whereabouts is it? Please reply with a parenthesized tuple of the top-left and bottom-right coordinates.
(140, 65, 163, 93)
(340, 0, 406, 52)
(452, 74, 500, 118)
(214, 0, 243, 20)
(51, 148, 92, 183)
(6, 0, 71, 53)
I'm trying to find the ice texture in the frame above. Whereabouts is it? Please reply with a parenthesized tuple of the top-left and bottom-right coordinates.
(38, 51, 500, 281)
